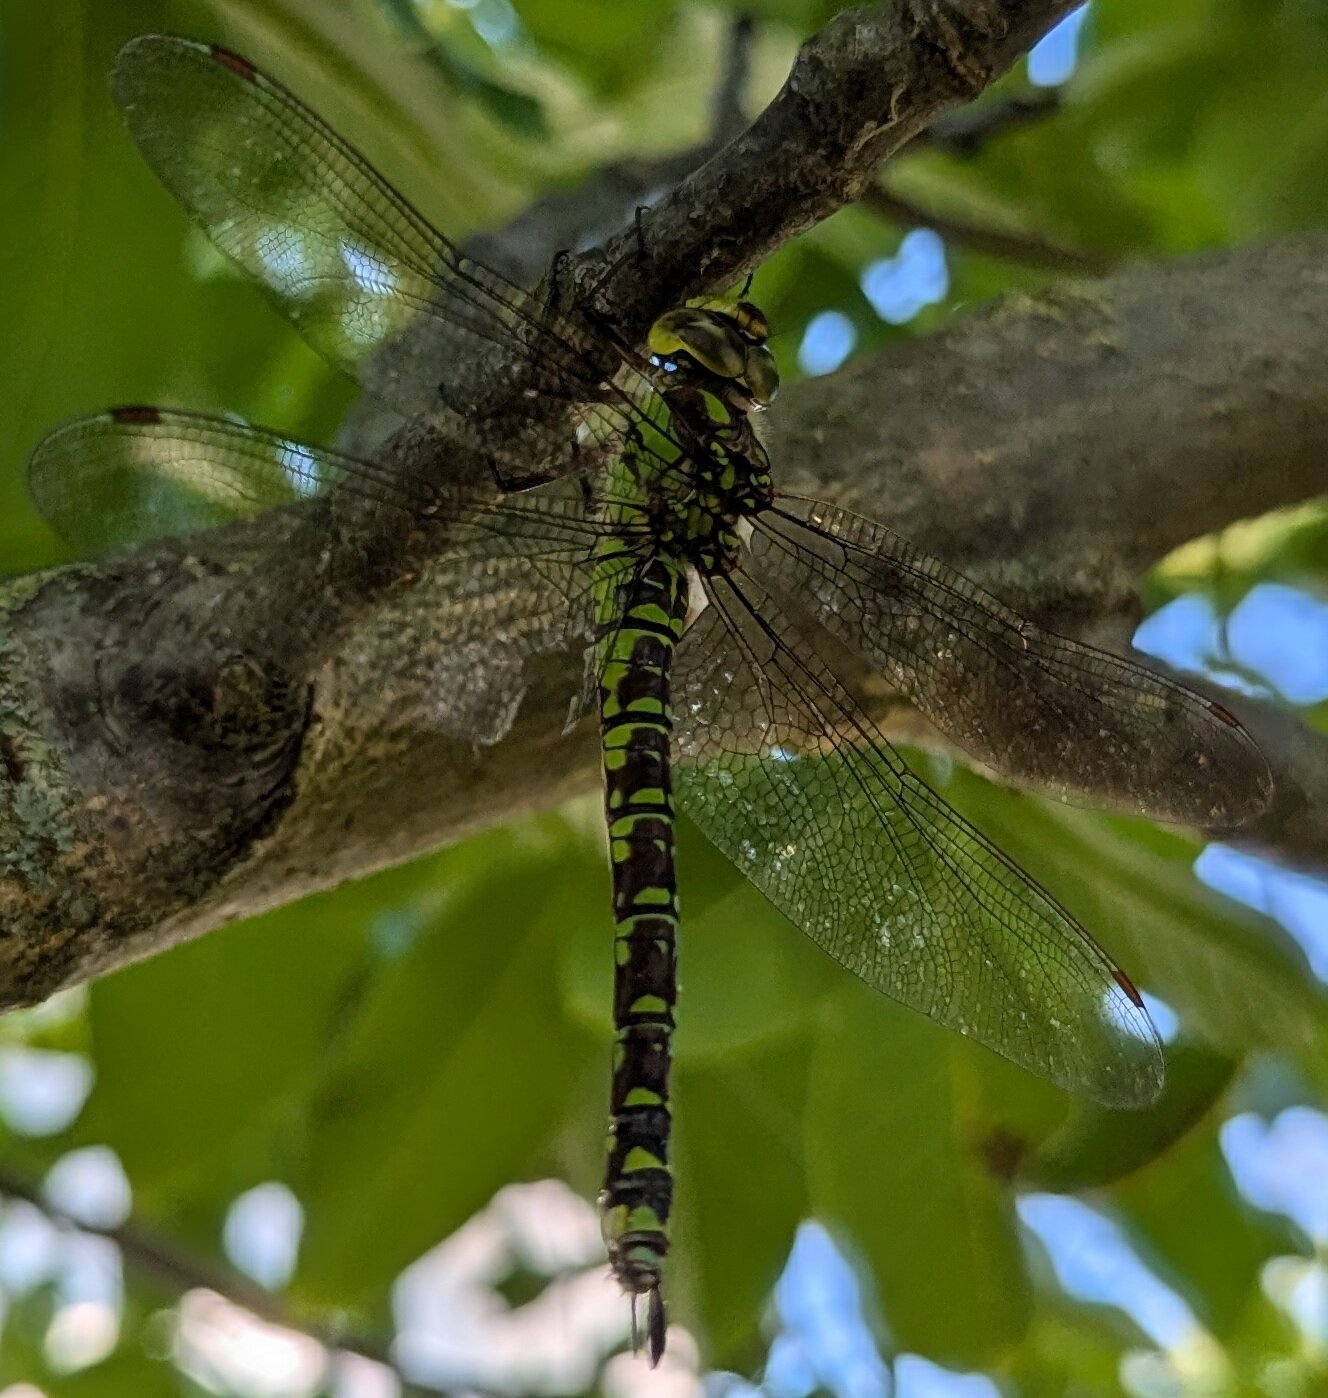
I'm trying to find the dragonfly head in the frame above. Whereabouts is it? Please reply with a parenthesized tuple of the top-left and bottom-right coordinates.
(647, 298, 780, 409)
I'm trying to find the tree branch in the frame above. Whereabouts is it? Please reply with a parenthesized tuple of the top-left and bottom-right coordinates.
(919, 86, 1063, 154)
(583, 0, 1086, 324)
(346, 0, 1085, 461)
(710, 12, 758, 144)
(869, 81, 1115, 274)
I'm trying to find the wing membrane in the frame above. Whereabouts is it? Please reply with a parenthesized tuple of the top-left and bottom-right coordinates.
(110, 35, 647, 465)
(753, 498, 1272, 825)
(28, 407, 623, 742)
(27, 406, 615, 569)
(673, 568, 1164, 1107)
(28, 407, 438, 551)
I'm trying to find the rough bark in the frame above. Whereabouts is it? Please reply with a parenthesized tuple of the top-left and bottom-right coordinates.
(2, 0, 1324, 1009)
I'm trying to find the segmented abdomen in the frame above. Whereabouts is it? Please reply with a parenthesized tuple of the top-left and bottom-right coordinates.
(594, 549, 689, 1364)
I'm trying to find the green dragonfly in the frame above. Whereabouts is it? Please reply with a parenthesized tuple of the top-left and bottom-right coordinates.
(29, 35, 1273, 1361)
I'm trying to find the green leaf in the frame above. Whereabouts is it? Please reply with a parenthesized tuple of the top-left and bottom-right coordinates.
(425, 42, 549, 139)
(806, 985, 1033, 1365)
(672, 1033, 813, 1363)
(77, 862, 410, 1208)
(1007, 1294, 1142, 1395)
(1029, 1041, 1238, 1191)
(293, 826, 600, 1305)
(1149, 500, 1328, 610)
(35, 1348, 183, 1398)
(376, 0, 548, 138)
(0, 3, 97, 571)
(514, 0, 682, 92)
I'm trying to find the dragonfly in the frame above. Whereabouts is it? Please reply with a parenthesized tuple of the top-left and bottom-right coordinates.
(29, 34, 1274, 1362)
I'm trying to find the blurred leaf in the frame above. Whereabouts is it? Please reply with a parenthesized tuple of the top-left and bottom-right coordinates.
(672, 1033, 813, 1363)
(77, 858, 430, 1208)
(1007, 1295, 1144, 1394)
(293, 824, 599, 1306)
(0, 1283, 52, 1386)
(37, 1349, 183, 1397)
(423, 41, 549, 137)
(1151, 501, 1328, 609)
(0, 4, 106, 571)
(806, 986, 1033, 1365)
(1029, 1041, 1238, 1191)
(1112, 1110, 1300, 1338)
(376, 0, 549, 137)
(514, 0, 682, 93)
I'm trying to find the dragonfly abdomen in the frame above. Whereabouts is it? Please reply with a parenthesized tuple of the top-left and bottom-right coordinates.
(595, 552, 689, 1364)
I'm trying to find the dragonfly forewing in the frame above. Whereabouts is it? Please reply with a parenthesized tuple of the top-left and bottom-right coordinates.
(751, 498, 1274, 826)
(111, 35, 649, 487)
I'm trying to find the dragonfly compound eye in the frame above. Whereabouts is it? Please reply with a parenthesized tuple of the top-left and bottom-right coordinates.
(730, 300, 771, 344)
(648, 308, 748, 380)
(649, 304, 779, 405)
(743, 343, 780, 406)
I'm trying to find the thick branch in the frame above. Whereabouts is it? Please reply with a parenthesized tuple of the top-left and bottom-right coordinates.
(2, 233, 1326, 1009)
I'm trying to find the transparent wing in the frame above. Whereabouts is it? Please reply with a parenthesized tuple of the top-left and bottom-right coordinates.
(752, 498, 1272, 826)
(27, 404, 630, 547)
(28, 407, 625, 742)
(110, 35, 649, 467)
(27, 399, 648, 556)
(673, 568, 1164, 1107)
(27, 406, 618, 568)
(28, 407, 403, 552)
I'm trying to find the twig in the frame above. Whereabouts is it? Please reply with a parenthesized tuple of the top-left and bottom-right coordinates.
(711, 13, 757, 145)
(861, 183, 1117, 274)
(921, 86, 1063, 153)
(592, 1, 1088, 332)
(0, 1164, 445, 1398)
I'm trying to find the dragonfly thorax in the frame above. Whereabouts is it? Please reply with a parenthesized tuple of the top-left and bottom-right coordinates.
(634, 413, 771, 574)
(632, 298, 778, 571)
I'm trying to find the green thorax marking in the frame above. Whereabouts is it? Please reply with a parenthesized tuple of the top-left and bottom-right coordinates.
(596, 299, 779, 575)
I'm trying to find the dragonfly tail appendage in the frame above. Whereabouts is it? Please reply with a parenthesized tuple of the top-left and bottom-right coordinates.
(596, 554, 689, 1364)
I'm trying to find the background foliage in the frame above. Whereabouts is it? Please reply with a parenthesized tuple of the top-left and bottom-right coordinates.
(1, 1, 1327, 1395)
